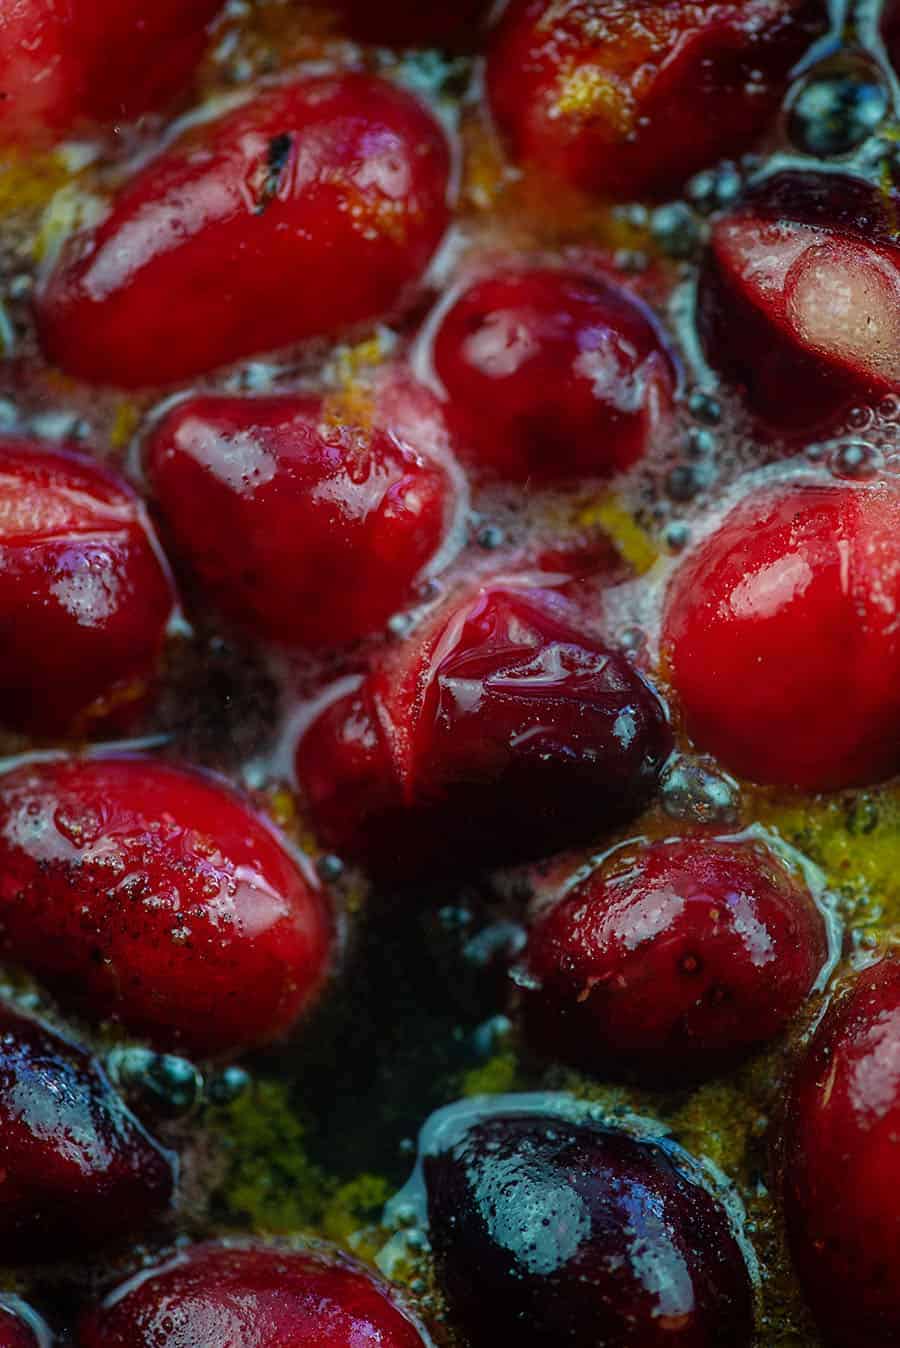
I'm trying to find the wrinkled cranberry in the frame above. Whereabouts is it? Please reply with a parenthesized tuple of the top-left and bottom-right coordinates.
(486, 0, 822, 198)
(78, 1241, 426, 1348)
(698, 172, 900, 431)
(663, 480, 900, 790)
(782, 956, 900, 1346)
(146, 391, 456, 647)
(429, 265, 677, 483)
(0, 1004, 175, 1263)
(0, 755, 331, 1058)
(0, 1304, 45, 1348)
(296, 581, 672, 876)
(317, 0, 490, 47)
(523, 835, 829, 1083)
(0, 0, 224, 146)
(0, 439, 174, 738)
(423, 1108, 754, 1346)
(36, 74, 451, 388)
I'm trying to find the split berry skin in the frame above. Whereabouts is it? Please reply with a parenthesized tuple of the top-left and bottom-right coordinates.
(296, 581, 672, 877)
(486, 0, 823, 199)
(0, 756, 331, 1059)
(698, 172, 900, 432)
(146, 393, 455, 648)
(35, 73, 452, 389)
(424, 1111, 754, 1347)
(782, 956, 900, 1346)
(78, 1241, 427, 1348)
(0, 1004, 175, 1264)
(0, 440, 175, 739)
(663, 480, 900, 792)
(429, 265, 678, 483)
(522, 836, 830, 1085)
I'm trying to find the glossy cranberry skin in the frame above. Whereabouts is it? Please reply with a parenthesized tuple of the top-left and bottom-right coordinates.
(698, 172, 900, 431)
(429, 266, 677, 483)
(0, 1004, 175, 1263)
(297, 582, 672, 876)
(424, 1110, 753, 1346)
(146, 393, 454, 647)
(36, 74, 451, 389)
(664, 481, 900, 791)
(782, 956, 900, 1346)
(78, 1241, 426, 1348)
(0, 440, 174, 738)
(523, 836, 829, 1084)
(0, 756, 331, 1058)
(486, 0, 822, 199)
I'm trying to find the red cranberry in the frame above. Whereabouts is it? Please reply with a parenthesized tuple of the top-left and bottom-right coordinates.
(486, 0, 822, 199)
(296, 581, 672, 876)
(0, 755, 331, 1058)
(0, 1004, 175, 1263)
(698, 172, 900, 432)
(428, 265, 677, 483)
(523, 835, 830, 1084)
(0, 439, 174, 738)
(423, 1107, 754, 1346)
(146, 391, 456, 648)
(0, 1304, 46, 1348)
(36, 74, 451, 388)
(663, 480, 900, 790)
(317, 0, 490, 47)
(0, 0, 224, 146)
(78, 1241, 426, 1348)
(782, 956, 900, 1346)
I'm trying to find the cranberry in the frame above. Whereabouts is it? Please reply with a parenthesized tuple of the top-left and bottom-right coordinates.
(36, 74, 451, 389)
(423, 1107, 754, 1346)
(0, 1004, 175, 1262)
(523, 835, 829, 1084)
(428, 265, 677, 483)
(663, 480, 900, 790)
(319, 0, 490, 48)
(486, 0, 822, 199)
(296, 581, 672, 876)
(146, 391, 455, 648)
(0, 439, 174, 738)
(782, 956, 900, 1345)
(0, 755, 331, 1058)
(0, 1305, 46, 1348)
(0, 0, 224, 146)
(698, 171, 900, 432)
(78, 1241, 426, 1347)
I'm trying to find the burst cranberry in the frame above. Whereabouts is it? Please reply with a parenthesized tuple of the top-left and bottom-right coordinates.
(146, 391, 455, 648)
(486, 0, 822, 199)
(0, 755, 331, 1058)
(698, 172, 900, 431)
(296, 581, 672, 875)
(0, 440, 174, 738)
(319, 0, 490, 47)
(423, 1107, 754, 1345)
(782, 956, 900, 1345)
(0, 1305, 46, 1348)
(0, 1004, 175, 1262)
(36, 74, 451, 389)
(78, 1241, 426, 1348)
(428, 265, 677, 483)
(523, 835, 829, 1083)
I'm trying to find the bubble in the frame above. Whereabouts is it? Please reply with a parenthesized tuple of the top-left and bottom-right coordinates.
(688, 390, 723, 425)
(660, 757, 740, 825)
(650, 203, 702, 260)
(830, 440, 882, 480)
(108, 1047, 202, 1119)
(787, 68, 888, 158)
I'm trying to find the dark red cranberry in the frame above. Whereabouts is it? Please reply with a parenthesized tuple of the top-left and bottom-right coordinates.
(698, 172, 900, 431)
(0, 1303, 46, 1348)
(782, 956, 900, 1346)
(317, 0, 490, 48)
(296, 581, 672, 876)
(146, 390, 456, 647)
(0, 439, 174, 738)
(423, 1108, 754, 1346)
(0, 1004, 175, 1263)
(78, 1241, 426, 1347)
(523, 835, 830, 1083)
(663, 480, 900, 790)
(36, 74, 451, 388)
(0, 755, 331, 1058)
(486, 0, 823, 198)
(429, 265, 677, 483)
